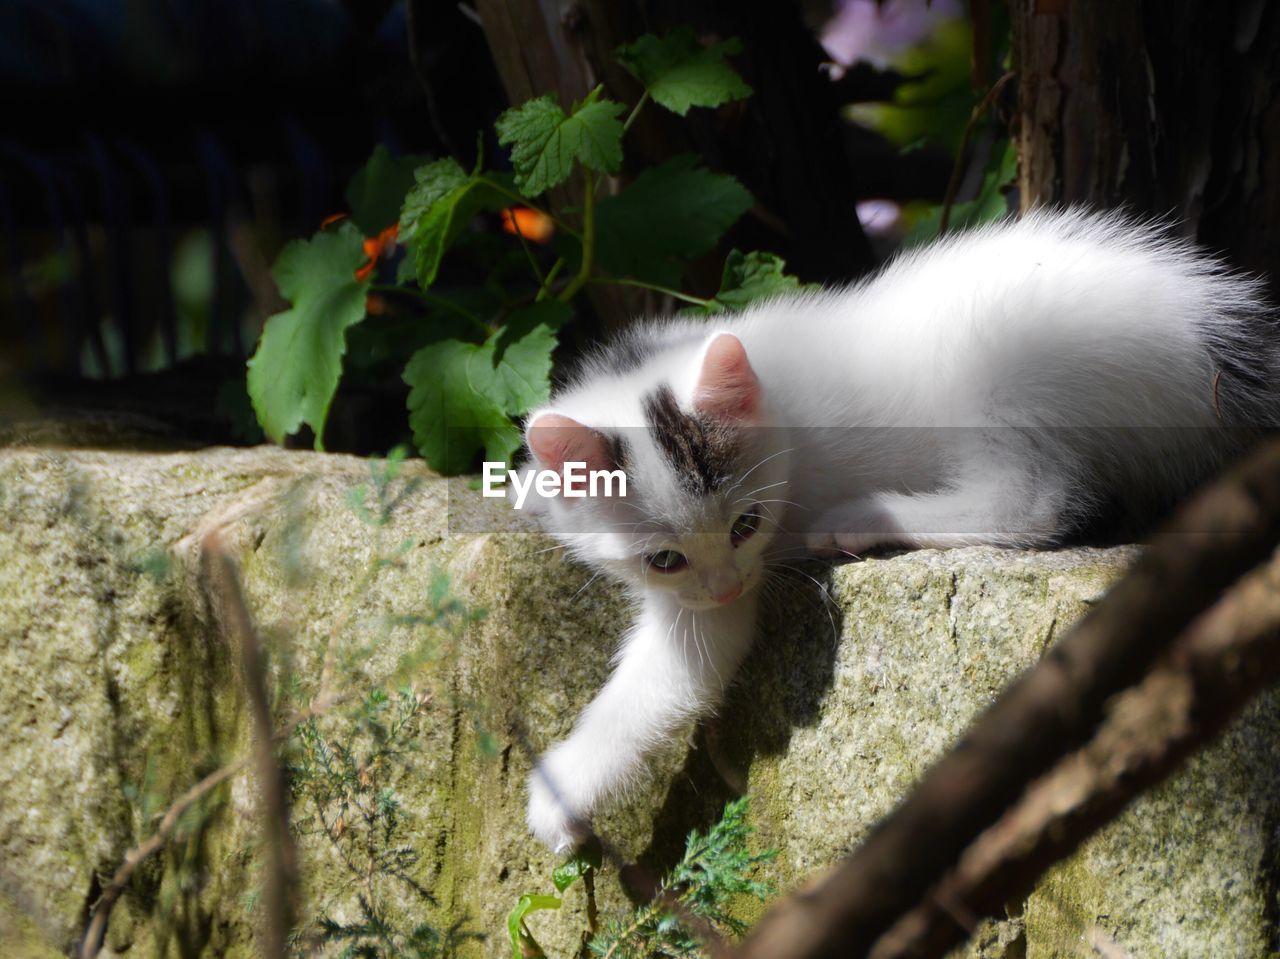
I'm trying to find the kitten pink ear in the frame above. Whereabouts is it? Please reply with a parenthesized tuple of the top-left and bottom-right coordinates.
(692, 333, 760, 421)
(526, 412, 613, 475)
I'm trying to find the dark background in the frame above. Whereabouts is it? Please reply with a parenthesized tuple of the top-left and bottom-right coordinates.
(3, 0, 1277, 453)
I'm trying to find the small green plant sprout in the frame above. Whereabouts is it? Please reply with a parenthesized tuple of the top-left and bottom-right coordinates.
(288, 688, 465, 958)
(247, 28, 809, 473)
(588, 798, 775, 959)
(281, 448, 495, 957)
(507, 845, 603, 959)
(508, 799, 774, 959)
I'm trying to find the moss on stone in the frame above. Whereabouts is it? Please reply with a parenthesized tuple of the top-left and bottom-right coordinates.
(3, 446, 1278, 958)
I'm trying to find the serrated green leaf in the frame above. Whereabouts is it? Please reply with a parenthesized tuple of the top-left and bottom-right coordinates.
(695, 250, 812, 315)
(495, 89, 625, 197)
(595, 155, 753, 286)
(506, 894, 560, 959)
(247, 224, 369, 448)
(398, 159, 513, 290)
(346, 144, 432, 235)
(616, 28, 752, 116)
(715, 250, 804, 308)
(476, 306, 561, 415)
(404, 309, 560, 474)
(492, 300, 570, 363)
(404, 340, 517, 475)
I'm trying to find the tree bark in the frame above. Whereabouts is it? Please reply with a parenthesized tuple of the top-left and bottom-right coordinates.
(1013, 0, 1280, 298)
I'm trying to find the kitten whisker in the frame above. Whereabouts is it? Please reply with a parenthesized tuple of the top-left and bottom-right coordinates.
(726, 447, 794, 497)
(531, 542, 569, 555)
(730, 478, 791, 505)
(749, 497, 808, 513)
(696, 613, 724, 688)
(571, 570, 604, 601)
(763, 563, 840, 646)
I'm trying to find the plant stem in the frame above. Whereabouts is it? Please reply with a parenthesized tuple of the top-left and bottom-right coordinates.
(938, 71, 1014, 237)
(536, 257, 567, 301)
(559, 169, 596, 303)
(622, 91, 650, 134)
(511, 217, 546, 286)
(588, 276, 715, 308)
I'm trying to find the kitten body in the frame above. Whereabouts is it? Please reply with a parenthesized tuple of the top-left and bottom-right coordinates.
(518, 210, 1278, 851)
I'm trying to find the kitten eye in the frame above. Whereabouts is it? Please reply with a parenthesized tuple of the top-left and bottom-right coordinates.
(730, 508, 761, 545)
(646, 549, 688, 573)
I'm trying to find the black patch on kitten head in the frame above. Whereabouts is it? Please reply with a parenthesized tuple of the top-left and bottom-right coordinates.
(597, 330, 658, 374)
(643, 385, 738, 494)
(593, 326, 706, 376)
(601, 431, 632, 475)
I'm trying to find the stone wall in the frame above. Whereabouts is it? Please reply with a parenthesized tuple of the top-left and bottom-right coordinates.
(1, 446, 1276, 957)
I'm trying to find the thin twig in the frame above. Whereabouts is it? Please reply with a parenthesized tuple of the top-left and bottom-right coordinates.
(80, 760, 242, 959)
(204, 531, 300, 959)
(79, 696, 344, 959)
(559, 167, 596, 302)
(938, 71, 1014, 237)
(79, 598, 345, 958)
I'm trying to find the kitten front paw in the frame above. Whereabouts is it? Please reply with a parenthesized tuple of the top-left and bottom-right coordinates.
(526, 767, 586, 853)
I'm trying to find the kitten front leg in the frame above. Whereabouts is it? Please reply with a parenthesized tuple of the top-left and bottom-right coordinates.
(527, 591, 758, 852)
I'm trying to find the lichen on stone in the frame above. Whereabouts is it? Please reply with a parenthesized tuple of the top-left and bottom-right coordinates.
(2, 446, 1277, 958)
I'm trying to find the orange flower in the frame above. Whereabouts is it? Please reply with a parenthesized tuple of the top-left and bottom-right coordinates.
(319, 212, 348, 229)
(355, 223, 400, 282)
(501, 206, 555, 244)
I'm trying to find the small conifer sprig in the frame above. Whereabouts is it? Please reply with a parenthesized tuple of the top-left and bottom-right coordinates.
(588, 797, 776, 959)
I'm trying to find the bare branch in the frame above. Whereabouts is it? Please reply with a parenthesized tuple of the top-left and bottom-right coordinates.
(735, 439, 1280, 959)
(79, 544, 346, 959)
(870, 550, 1280, 958)
(203, 531, 300, 959)
(79, 760, 244, 959)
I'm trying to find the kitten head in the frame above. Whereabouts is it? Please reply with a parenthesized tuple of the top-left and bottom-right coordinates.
(524, 332, 791, 610)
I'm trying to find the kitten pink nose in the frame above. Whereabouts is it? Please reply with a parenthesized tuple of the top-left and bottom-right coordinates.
(712, 584, 742, 604)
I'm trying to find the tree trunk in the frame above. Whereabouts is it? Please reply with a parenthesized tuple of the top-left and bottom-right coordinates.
(1013, 0, 1280, 298)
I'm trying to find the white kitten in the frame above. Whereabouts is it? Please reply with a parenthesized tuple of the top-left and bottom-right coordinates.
(518, 210, 1278, 852)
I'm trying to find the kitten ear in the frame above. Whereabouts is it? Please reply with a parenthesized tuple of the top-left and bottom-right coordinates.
(526, 412, 613, 475)
(693, 332, 760, 421)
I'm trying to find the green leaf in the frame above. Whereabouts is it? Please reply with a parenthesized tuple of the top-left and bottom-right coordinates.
(495, 88, 625, 197)
(346, 144, 431, 235)
(595, 155, 753, 286)
(694, 250, 811, 315)
(903, 141, 1015, 246)
(479, 306, 561, 413)
(404, 305, 561, 474)
(616, 28, 752, 116)
(506, 894, 560, 959)
(247, 224, 369, 448)
(404, 340, 516, 475)
(552, 843, 602, 892)
(399, 159, 513, 290)
(492, 301, 570, 363)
